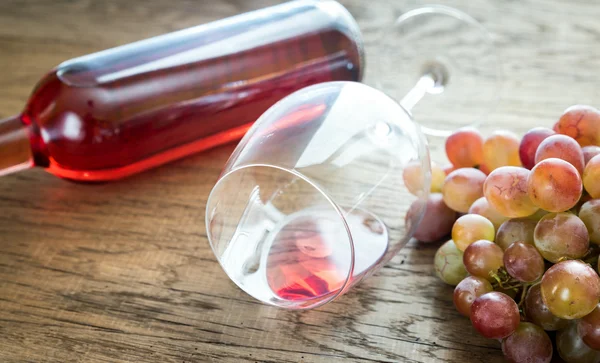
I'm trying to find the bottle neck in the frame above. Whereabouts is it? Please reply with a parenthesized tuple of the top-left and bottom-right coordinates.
(0, 115, 33, 176)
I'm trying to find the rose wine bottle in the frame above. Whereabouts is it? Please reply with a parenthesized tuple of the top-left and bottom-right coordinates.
(0, 0, 363, 181)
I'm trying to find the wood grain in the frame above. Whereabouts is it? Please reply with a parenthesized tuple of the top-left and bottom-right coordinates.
(1, 0, 599, 362)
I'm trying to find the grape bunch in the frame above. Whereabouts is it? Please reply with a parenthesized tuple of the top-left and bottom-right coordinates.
(405, 105, 600, 363)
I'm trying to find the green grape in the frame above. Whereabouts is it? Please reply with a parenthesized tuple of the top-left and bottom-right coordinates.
(470, 292, 520, 339)
(540, 260, 600, 320)
(453, 276, 493, 317)
(580, 199, 600, 245)
(430, 162, 446, 193)
(463, 240, 503, 281)
(434, 240, 468, 286)
(495, 218, 537, 251)
(503, 242, 544, 282)
(501, 322, 552, 363)
(524, 283, 568, 331)
(557, 322, 600, 363)
(533, 212, 589, 263)
(451, 214, 495, 251)
(468, 196, 509, 230)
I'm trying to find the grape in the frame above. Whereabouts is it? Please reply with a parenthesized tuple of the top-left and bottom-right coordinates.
(501, 322, 553, 363)
(442, 163, 456, 176)
(553, 104, 600, 147)
(527, 209, 550, 221)
(580, 199, 600, 245)
(583, 145, 600, 165)
(430, 162, 446, 193)
(528, 158, 583, 212)
(535, 134, 585, 175)
(483, 166, 539, 218)
(434, 240, 468, 286)
(402, 161, 427, 196)
(445, 127, 484, 168)
(579, 304, 600, 350)
(451, 214, 495, 251)
(557, 322, 600, 363)
(534, 212, 589, 263)
(495, 218, 537, 250)
(470, 292, 520, 339)
(519, 127, 555, 170)
(504, 242, 544, 282)
(540, 260, 600, 320)
(453, 276, 493, 317)
(468, 197, 509, 230)
(584, 155, 600, 198)
(482, 130, 522, 171)
(442, 168, 486, 213)
(463, 240, 504, 281)
(525, 283, 568, 331)
(407, 193, 457, 242)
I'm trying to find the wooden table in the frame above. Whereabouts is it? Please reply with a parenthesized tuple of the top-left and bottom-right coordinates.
(1, 0, 598, 362)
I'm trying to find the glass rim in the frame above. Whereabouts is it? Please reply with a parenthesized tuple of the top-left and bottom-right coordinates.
(205, 162, 357, 310)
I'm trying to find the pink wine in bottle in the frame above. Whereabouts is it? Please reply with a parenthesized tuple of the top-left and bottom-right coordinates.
(0, 0, 363, 181)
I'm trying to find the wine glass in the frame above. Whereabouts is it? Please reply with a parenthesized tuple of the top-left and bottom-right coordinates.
(205, 2, 499, 309)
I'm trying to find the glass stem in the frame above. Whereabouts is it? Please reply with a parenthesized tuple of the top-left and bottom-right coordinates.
(399, 74, 436, 113)
(0, 115, 33, 177)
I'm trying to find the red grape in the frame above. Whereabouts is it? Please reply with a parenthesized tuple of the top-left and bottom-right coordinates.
(583, 145, 600, 165)
(541, 260, 600, 319)
(557, 322, 600, 363)
(483, 166, 539, 218)
(470, 292, 520, 339)
(579, 304, 600, 350)
(525, 283, 568, 331)
(534, 212, 589, 263)
(553, 104, 600, 147)
(535, 134, 585, 174)
(519, 127, 555, 170)
(445, 127, 484, 168)
(407, 193, 457, 242)
(452, 214, 495, 251)
(501, 322, 553, 363)
(442, 168, 487, 213)
(495, 217, 537, 250)
(463, 240, 504, 281)
(503, 242, 544, 282)
(584, 154, 600, 198)
(453, 276, 493, 317)
(528, 158, 582, 212)
(580, 199, 600, 245)
(468, 197, 509, 230)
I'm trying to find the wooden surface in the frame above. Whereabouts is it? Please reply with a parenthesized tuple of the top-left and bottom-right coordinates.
(1, 0, 600, 362)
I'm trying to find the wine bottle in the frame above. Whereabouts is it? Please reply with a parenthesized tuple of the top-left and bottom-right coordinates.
(0, 0, 363, 181)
